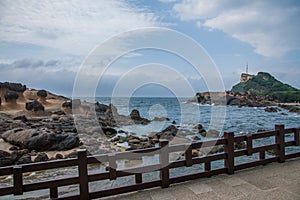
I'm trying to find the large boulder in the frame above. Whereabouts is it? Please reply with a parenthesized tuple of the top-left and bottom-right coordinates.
(26, 100, 44, 111)
(5, 91, 19, 102)
(264, 107, 279, 112)
(158, 125, 179, 139)
(1, 128, 80, 151)
(37, 90, 47, 98)
(37, 89, 48, 104)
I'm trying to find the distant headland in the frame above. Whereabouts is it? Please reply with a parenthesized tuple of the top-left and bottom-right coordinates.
(192, 72, 300, 112)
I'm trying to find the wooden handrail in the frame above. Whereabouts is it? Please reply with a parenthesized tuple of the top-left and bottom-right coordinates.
(0, 124, 299, 199)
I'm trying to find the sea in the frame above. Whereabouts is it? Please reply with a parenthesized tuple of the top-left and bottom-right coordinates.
(1, 97, 299, 199)
(93, 97, 300, 135)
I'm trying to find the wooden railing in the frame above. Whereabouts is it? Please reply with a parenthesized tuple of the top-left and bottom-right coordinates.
(0, 124, 299, 199)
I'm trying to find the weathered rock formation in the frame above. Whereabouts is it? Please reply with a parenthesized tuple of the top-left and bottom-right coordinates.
(129, 109, 150, 124)
(37, 89, 48, 104)
(26, 100, 45, 112)
(1, 128, 79, 151)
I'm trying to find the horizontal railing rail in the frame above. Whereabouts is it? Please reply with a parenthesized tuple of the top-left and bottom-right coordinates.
(0, 124, 299, 199)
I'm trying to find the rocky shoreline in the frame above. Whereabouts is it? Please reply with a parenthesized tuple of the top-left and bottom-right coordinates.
(190, 91, 300, 114)
(0, 82, 223, 167)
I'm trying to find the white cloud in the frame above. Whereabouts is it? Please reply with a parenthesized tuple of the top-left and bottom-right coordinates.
(0, 0, 160, 56)
(173, 0, 300, 57)
(159, 0, 178, 3)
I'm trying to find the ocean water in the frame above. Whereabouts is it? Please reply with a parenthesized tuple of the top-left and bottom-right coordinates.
(93, 97, 300, 135)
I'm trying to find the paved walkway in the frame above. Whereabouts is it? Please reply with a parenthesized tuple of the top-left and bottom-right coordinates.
(101, 157, 300, 200)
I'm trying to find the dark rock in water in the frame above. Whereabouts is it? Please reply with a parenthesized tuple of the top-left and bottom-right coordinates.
(0, 150, 14, 167)
(95, 102, 109, 113)
(172, 120, 176, 124)
(158, 125, 178, 139)
(129, 109, 150, 124)
(34, 152, 49, 162)
(26, 100, 44, 111)
(1, 128, 80, 151)
(13, 115, 28, 122)
(194, 124, 207, 136)
(192, 135, 201, 140)
(152, 117, 170, 121)
(280, 112, 288, 116)
(16, 154, 32, 164)
(37, 90, 47, 98)
(5, 91, 19, 101)
(130, 109, 141, 120)
(257, 129, 266, 132)
(0, 82, 26, 92)
(264, 107, 279, 112)
(289, 106, 300, 114)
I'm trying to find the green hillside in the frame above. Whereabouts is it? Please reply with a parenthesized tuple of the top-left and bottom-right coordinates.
(232, 72, 300, 103)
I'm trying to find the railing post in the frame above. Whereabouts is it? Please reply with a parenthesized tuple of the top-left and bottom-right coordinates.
(294, 128, 299, 146)
(246, 134, 253, 156)
(13, 165, 23, 195)
(184, 146, 193, 167)
(135, 173, 142, 184)
(224, 132, 234, 174)
(50, 186, 58, 199)
(77, 149, 89, 200)
(159, 139, 170, 188)
(275, 124, 285, 163)
(108, 154, 117, 180)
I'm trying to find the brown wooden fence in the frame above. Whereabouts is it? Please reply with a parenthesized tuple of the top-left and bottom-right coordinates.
(0, 124, 299, 199)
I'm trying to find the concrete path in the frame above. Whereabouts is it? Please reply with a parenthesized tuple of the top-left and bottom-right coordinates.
(101, 157, 300, 200)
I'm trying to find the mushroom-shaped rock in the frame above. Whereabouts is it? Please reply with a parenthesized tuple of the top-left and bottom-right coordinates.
(0, 82, 26, 92)
(37, 90, 47, 98)
(5, 91, 19, 102)
(0, 82, 27, 102)
(4, 91, 19, 107)
(25, 100, 45, 112)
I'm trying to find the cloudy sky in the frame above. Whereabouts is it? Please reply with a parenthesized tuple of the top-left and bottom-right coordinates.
(1, 0, 300, 97)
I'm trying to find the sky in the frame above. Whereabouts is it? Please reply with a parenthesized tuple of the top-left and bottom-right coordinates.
(0, 0, 300, 97)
